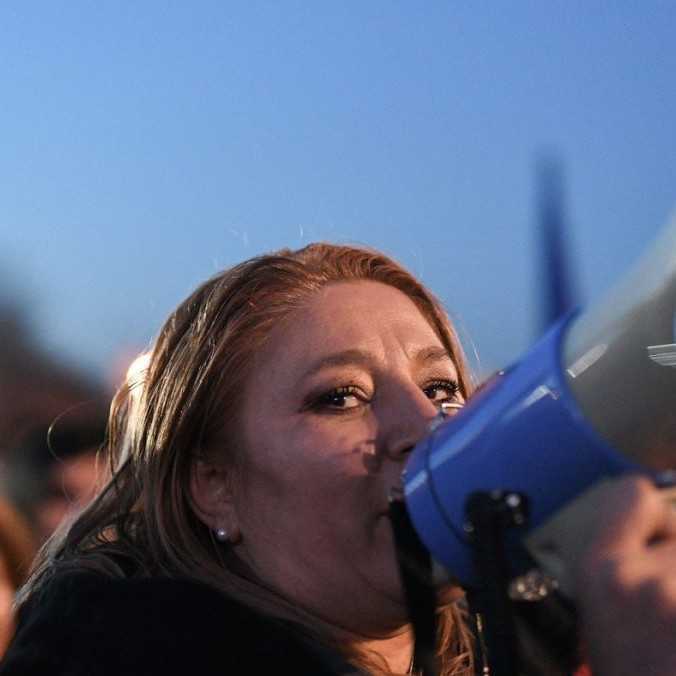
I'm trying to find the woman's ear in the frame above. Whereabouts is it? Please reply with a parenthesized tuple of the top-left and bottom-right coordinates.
(189, 458, 241, 543)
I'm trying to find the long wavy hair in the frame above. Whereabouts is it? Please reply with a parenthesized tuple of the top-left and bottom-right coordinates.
(22, 243, 475, 675)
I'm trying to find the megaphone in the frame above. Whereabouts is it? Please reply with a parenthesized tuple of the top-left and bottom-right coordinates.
(399, 215, 676, 673)
(405, 214, 676, 587)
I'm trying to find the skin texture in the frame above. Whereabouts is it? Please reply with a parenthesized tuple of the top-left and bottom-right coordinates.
(192, 280, 464, 672)
(559, 476, 676, 676)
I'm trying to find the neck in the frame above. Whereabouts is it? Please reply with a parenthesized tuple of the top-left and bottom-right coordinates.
(239, 562, 417, 672)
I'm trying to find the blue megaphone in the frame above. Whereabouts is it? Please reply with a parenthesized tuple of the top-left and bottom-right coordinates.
(404, 215, 676, 589)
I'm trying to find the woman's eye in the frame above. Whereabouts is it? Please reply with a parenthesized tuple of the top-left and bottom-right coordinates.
(313, 386, 366, 412)
(423, 379, 461, 404)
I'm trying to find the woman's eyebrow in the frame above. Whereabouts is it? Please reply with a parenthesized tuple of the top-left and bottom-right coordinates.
(300, 346, 453, 383)
(300, 349, 374, 382)
(413, 345, 454, 367)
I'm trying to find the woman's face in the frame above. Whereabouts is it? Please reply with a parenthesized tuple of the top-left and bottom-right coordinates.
(233, 280, 464, 634)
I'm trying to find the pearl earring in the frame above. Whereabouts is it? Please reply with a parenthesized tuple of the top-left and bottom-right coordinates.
(214, 528, 229, 542)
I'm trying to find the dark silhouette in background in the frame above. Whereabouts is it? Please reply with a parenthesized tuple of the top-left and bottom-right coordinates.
(536, 156, 578, 333)
(0, 301, 105, 457)
(0, 296, 108, 655)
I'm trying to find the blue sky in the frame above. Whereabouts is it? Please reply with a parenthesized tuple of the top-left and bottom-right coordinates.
(1, 2, 675, 381)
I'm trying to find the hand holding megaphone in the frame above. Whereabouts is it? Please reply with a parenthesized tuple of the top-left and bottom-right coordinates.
(534, 475, 676, 676)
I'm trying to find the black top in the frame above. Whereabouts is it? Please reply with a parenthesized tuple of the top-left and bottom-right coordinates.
(0, 572, 361, 675)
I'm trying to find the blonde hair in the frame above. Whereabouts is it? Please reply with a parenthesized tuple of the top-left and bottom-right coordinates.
(23, 243, 475, 675)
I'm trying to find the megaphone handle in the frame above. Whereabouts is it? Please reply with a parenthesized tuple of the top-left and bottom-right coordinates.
(464, 491, 525, 676)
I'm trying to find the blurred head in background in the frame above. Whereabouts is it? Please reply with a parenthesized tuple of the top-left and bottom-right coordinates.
(1, 416, 106, 543)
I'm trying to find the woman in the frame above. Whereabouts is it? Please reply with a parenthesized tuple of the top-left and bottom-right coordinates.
(4, 243, 675, 676)
(1, 243, 476, 675)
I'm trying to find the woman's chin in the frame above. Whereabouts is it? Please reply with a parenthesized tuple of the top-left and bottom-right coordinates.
(373, 514, 465, 611)
(367, 524, 414, 609)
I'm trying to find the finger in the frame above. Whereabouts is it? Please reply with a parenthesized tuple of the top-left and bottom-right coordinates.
(592, 476, 675, 553)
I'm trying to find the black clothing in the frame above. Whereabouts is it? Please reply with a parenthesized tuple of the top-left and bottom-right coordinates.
(0, 572, 360, 675)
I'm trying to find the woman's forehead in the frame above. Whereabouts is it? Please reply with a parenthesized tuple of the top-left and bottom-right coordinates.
(252, 281, 450, 380)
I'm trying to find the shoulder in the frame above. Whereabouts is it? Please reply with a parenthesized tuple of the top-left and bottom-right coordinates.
(1, 572, 351, 675)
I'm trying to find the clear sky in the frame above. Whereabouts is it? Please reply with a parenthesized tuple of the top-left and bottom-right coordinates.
(1, 2, 675, 381)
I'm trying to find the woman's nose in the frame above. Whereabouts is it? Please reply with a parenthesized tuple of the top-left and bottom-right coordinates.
(379, 388, 440, 462)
